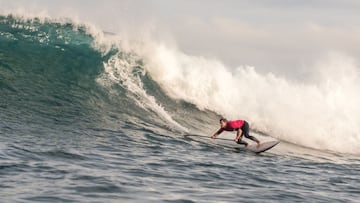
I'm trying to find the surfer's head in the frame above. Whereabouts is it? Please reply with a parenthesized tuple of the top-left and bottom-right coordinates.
(219, 118, 227, 128)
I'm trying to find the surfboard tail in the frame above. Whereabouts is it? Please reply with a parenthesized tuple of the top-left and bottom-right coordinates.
(247, 140, 280, 153)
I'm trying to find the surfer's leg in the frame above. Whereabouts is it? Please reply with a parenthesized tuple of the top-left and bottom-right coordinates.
(236, 128, 248, 146)
(242, 121, 260, 144)
(237, 139, 248, 146)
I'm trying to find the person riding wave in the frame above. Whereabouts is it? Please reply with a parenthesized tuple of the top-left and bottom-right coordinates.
(211, 118, 261, 147)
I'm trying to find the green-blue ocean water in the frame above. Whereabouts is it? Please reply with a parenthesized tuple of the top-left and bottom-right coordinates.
(0, 15, 359, 203)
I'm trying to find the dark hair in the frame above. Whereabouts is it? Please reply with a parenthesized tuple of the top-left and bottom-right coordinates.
(219, 118, 228, 122)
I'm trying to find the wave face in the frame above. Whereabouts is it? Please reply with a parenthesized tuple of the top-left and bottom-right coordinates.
(1, 15, 360, 154)
(0, 16, 103, 126)
(0, 15, 213, 137)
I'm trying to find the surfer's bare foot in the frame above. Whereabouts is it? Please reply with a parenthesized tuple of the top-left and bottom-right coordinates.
(257, 141, 262, 148)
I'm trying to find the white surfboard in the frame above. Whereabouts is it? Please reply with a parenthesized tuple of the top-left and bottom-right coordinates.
(185, 134, 280, 153)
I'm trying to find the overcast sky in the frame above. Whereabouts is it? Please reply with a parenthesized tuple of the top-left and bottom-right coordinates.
(1, 0, 360, 78)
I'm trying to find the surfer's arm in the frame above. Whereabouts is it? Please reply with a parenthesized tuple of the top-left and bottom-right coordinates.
(211, 128, 223, 139)
(234, 128, 242, 142)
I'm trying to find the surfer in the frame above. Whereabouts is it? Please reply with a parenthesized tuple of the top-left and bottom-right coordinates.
(211, 118, 261, 147)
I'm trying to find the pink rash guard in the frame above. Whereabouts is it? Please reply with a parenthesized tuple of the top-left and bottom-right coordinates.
(222, 120, 245, 131)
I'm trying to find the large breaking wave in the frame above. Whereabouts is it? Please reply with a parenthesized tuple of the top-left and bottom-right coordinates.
(1, 14, 359, 154)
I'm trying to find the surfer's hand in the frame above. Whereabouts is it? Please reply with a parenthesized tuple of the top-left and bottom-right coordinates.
(234, 138, 238, 143)
(211, 135, 216, 139)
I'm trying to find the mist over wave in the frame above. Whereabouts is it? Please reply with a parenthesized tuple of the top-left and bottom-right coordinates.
(1, 14, 359, 154)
